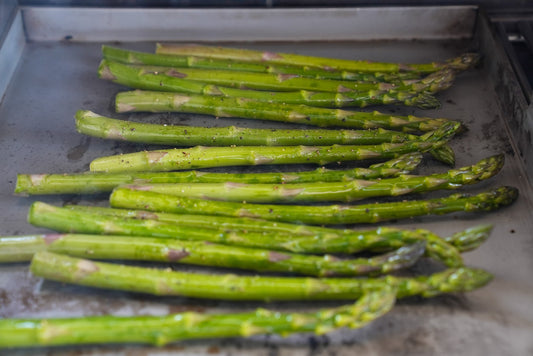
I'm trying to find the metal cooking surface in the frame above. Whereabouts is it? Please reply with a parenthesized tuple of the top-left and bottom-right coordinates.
(1, 9, 533, 356)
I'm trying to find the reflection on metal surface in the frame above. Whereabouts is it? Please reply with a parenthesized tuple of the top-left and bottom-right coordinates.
(0, 11, 25, 103)
(20, 6, 477, 42)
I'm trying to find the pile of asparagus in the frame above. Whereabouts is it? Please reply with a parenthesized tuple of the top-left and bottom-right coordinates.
(1, 44, 519, 348)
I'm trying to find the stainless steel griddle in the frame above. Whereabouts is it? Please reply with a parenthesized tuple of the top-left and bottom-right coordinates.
(1, 5, 532, 355)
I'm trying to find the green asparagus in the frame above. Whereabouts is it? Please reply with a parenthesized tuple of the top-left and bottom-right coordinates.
(155, 43, 479, 74)
(27, 201, 421, 254)
(100, 58, 440, 109)
(102, 45, 424, 82)
(115, 90, 454, 132)
(121, 154, 503, 203)
(15, 153, 421, 195)
(0, 284, 395, 348)
(29, 251, 493, 300)
(109, 185, 519, 225)
(76, 110, 438, 146)
(0, 234, 425, 276)
(89, 141, 446, 173)
(64, 204, 491, 259)
(77, 110, 456, 165)
(28, 202, 462, 266)
(100, 59, 455, 95)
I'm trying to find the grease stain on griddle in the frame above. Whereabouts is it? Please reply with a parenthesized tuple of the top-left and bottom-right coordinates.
(479, 114, 515, 155)
(67, 136, 91, 161)
(167, 304, 207, 314)
(404, 327, 436, 354)
(446, 99, 457, 105)
(432, 293, 472, 313)
(207, 345, 221, 354)
(61, 194, 81, 207)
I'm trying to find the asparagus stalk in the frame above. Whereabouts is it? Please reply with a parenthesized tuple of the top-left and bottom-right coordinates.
(109, 186, 519, 225)
(0, 234, 425, 276)
(99, 60, 440, 109)
(121, 154, 504, 203)
(0, 285, 396, 348)
(155, 43, 480, 74)
(77, 110, 455, 165)
(15, 153, 422, 195)
(100, 59, 455, 96)
(76, 110, 436, 147)
(89, 141, 447, 173)
(27, 201, 460, 266)
(103, 45, 424, 82)
(115, 90, 454, 132)
(64, 204, 490, 260)
(29, 250, 493, 300)
(27, 202, 424, 255)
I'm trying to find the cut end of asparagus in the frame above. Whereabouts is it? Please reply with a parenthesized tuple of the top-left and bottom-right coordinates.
(27, 202, 53, 226)
(97, 60, 117, 81)
(14, 174, 34, 196)
(75, 110, 101, 123)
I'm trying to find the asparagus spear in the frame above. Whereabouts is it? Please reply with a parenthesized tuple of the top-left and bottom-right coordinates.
(75, 112, 449, 168)
(89, 141, 446, 173)
(15, 153, 422, 195)
(0, 233, 425, 276)
(99, 60, 440, 109)
(109, 186, 519, 225)
(77, 110, 455, 165)
(29, 250, 493, 300)
(0, 285, 396, 348)
(27, 202, 422, 255)
(100, 59, 455, 95)
(64, 204, 491, 257)
(103, 45, 423, 82)
(27, 201, 461, 266)
(115, 90, 453, 132)
(155, 43, 480, 74)
(76, 110, 436, 146)
(121, 154, 504, 203)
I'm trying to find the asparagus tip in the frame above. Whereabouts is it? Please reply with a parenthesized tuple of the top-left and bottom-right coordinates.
(446, 53, 481, 71)
(410, 92, 441, 110)
(420, 120, 462, 143)
(445, 224, 494, 252)
(381, 241, 426, 273)
(422, 267, 494, 297)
